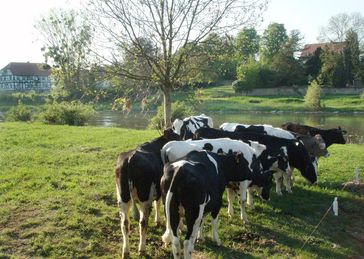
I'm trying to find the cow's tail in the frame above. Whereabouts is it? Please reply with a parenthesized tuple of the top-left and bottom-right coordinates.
(115, 165, 122, 206)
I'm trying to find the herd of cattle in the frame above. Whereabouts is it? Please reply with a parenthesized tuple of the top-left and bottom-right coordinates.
(114, 114, 347, 258)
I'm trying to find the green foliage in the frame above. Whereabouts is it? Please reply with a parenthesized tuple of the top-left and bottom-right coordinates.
(179, 33, 237, 86)
(41, 102, 94, 126)
(361, 90, 364, 99)
(235, 28, 260, 64)
(5, 104, 33, 122)
(148, 101, 195, 130)
(235, 59, 277, 93)
(305, 47, 323, 80)
(260, 23, 288, 62)
(305, 81, 322, 111)
(0, 91, 48, 106)
(318, 50, 348, 87)
(36, 8, 93, 99)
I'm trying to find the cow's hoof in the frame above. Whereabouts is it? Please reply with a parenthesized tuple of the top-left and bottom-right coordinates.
(277, 192, 283, 196)
(287, 189, 293, 193)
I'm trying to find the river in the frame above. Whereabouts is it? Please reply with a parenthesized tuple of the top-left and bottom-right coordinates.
(89, 111, 364, 144)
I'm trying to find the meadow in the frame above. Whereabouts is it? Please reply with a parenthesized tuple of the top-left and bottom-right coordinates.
(0, 122, 363, 258)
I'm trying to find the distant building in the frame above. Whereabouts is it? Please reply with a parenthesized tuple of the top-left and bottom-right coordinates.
(300, 42, 346, 59)
(0, 62, 52, 91)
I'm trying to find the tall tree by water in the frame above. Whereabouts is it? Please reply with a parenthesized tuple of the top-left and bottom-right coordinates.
(36, 8, 93, 99)
(235, 28, 260, 64)
(260, 23, 288, 63)
(86, 0, 267, 127)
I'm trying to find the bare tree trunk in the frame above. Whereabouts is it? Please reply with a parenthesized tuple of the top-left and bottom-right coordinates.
(163, 86, 172, 128)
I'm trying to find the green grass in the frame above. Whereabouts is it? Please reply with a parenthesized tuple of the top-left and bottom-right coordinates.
(0, 122, 363, 258)
(174, 84, 364, 113)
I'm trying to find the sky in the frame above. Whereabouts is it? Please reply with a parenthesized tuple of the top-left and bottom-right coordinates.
(0, 0, 364, 69)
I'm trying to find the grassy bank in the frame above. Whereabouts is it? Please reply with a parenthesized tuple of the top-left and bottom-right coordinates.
(1, 122, 363, 258)
(1, 84, 364, 116)
(174, 84, 364, 113)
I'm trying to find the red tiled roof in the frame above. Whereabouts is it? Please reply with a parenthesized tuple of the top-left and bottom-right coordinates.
(1, 62, 51, 76)
(300, 42, 346, 58)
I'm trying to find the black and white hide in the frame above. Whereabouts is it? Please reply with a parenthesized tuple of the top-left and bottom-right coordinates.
(161, 138, 273, 222)
(161, 150, 249, 259)
(219, 123, 320, 194)
(114, 129, 180, 257)
(172, 114, 213, 139)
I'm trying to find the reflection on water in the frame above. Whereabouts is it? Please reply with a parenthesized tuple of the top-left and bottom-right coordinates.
(90, 111, 364, 144)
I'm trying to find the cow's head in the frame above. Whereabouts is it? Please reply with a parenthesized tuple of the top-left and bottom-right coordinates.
(172, 119, 184, 135)
(292, 140, 317, 184)
(163, 128, 181, 141)
(304, 156, 318, 183)
(313, 134, 330, 157)
(254, 170, 274, 201)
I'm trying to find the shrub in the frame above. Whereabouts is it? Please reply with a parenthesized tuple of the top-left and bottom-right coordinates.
(235, 59, 278, 93)
(304, 81, 322, 111)
(148, 101, 195, 130)
(5, 104, 33, 122)
(41, 102, 95, 126)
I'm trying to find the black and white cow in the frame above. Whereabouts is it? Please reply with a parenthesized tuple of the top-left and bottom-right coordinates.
(172, 114, 213, 139)
(194, 127, 290, 203)
(161, 138, 272, 222)
(199, 126, 318, 194)
(114, 129, 180, 257)
(161, 150, 257, 259)
(281, 122, 347, 147)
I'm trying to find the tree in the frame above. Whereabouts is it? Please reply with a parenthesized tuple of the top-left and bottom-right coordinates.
(179, 33, 237, 85)
(269, 29, 305, 86)
(304, 80, 322, 111)
(87, 0, 267, 127)
(260, 23, 288, 62)
(305, 47, 323, 80)
(235, 28, 260, 64)
(345, 29, 363, 81)
(35, 8, 93, 99)
(318, 12, 364, 47)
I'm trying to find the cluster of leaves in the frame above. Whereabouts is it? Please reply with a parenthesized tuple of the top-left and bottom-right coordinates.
(233, 24, 306, 92)
(40, 102, 95, 126)
(5, 103, 33, 122)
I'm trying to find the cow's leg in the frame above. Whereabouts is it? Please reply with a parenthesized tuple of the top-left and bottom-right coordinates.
(274, 172, 283, 196)
(238, 181, 250, 223)
(226, 187, 235, 217)
(119, 201, 131, 258)
(154, 199, 161, 226)
(283, 172, 293, 193)
(184, 202, 205, 259)
(211, 214, 221, 246)
(247, 187, 255, 209)
(138, 183, 157, 254)
(138, 201, 151, 254)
